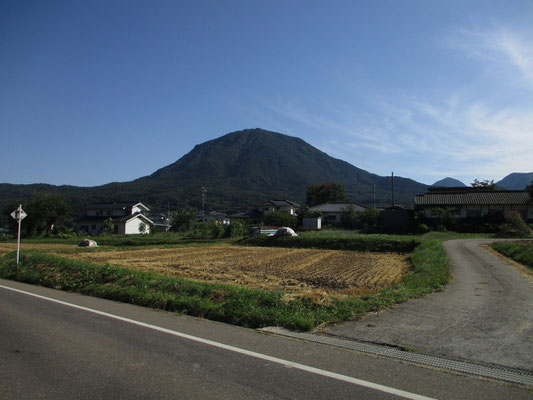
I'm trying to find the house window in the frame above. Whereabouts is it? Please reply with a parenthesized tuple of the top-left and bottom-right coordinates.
(106, 210, 113, 216)
(467, 209, 481, 218)
(96, 210, 103, 216)
(91, 224, 97, 230)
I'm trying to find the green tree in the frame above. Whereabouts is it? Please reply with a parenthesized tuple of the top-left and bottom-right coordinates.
(171, 208, 197, 231)
(498, 211, 532, 238)
(432, 207, 458, 231)
(340, 204, 360, 229)
(306, 183, 348, 207)
(139, 221, 148, 234)
(264, 210, 298, 228)
(471, 179, 496, 189)
(358, 208, 381, 232)
(224, 220, 247, 238)
(103, 218, 114, 234)
(7, 192, 70, 237)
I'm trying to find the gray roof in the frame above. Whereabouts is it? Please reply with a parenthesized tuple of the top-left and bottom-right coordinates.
(415, 190, 531, 206)
(86, 202, 149, 210)
(258, 200, 300, 208)
(309, 203, 366, 213)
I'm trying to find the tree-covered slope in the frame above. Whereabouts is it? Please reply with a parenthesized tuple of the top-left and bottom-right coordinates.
(432, 177, 467, 187)
(1, 128, 428, 218)
(496, 172, 533, 190)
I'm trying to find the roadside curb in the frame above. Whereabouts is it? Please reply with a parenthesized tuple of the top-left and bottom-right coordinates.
(260, 326, 533, 388)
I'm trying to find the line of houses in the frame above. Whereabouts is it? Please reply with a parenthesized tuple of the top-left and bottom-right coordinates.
(76, 187, 533, 235)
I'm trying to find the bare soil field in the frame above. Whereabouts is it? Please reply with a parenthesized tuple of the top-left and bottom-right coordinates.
(61, 244, 408, 299)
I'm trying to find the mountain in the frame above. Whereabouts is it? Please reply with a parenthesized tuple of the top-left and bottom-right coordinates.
(496, 172, 533, 190)
(0, 129, 428, 219)
(432, 177, 467, 187)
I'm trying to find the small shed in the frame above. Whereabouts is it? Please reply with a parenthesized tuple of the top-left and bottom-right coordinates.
(302, 216, 322, 229)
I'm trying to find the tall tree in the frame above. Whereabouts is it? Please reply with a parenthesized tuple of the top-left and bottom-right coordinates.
(471, 179, 496, 189)
(8, 192, 70, 237)
(171, 208, 197, 231)
(306, 183, 348, 207)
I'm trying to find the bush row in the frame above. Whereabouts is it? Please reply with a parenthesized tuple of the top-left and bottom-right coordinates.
(240, 235, 419, 253)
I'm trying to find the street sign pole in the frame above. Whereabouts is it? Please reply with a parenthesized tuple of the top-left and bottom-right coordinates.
(10, 204, 27, 266)
(16, 204, 22, 265)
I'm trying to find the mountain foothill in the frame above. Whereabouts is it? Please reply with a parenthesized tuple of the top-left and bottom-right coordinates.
(0, 129, 531, 219)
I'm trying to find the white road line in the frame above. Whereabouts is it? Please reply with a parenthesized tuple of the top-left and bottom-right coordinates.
(0, 284, 437, 400)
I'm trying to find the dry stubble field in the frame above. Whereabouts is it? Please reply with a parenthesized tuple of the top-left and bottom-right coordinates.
(0, 243, 409, 299)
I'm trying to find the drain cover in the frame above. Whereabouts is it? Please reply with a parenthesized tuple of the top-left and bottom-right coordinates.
(259, 327, 533, 387)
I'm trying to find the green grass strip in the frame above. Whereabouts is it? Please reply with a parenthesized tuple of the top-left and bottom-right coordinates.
(0, 236, 450, 331)
(490, 241, 533, 271)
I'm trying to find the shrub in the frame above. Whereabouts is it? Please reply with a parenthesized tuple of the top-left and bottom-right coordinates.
(497, 212, 532, 238)
(241, 235, 419, 253)
(358, 208, 381, 233)
(171, 208, 197, 232)
(340, 204, 360, 229)
(264, 210, 298, 228)
(224, 220, 247, 238)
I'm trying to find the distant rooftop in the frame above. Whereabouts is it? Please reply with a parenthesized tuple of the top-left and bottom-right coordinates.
(416, 190, 531, 206)
(309, 202, 366, 212)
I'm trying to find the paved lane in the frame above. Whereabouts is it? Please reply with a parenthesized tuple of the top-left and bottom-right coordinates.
(1, 279, 531, 399)
(325, 239, 533, 371)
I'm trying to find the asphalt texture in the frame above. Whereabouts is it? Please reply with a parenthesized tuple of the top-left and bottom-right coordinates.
(2, 279, 532, 399)
(324, 239, 533, 372)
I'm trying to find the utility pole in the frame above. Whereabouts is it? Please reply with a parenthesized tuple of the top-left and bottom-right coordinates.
(391, 172, 395, 208)
(201, 187, 207, 219)
(373, 182, 376, 209)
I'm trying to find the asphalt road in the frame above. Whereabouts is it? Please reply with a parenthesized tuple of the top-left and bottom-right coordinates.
(1, 279, 531, 399)
(325, 239, 533, 371)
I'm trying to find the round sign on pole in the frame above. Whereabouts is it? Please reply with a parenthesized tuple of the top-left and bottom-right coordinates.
(11, 205, 27, 265)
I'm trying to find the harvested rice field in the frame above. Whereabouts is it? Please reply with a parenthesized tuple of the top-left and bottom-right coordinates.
(1, 242, 409, 299)
(0, 243, 74, 257)
(63, 244, 408, 299)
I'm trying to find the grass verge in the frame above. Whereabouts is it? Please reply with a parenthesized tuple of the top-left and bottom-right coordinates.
(490, 241, 533, 271)
(0, 234, 452, 331)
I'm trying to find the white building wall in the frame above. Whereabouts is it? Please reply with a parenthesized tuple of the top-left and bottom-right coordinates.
(125, 218, 140, 234)
(131, 205, 142, 214)
(124, 217, 150, 234)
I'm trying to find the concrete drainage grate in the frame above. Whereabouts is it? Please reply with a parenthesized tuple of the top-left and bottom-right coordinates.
(259, 326, 533, 387)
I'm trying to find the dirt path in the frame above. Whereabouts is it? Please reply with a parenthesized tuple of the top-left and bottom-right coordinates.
(324, 239, 533, 371)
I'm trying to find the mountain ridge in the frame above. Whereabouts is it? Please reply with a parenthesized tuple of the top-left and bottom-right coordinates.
(432, 177, 467, 187)
(496, 172, 533, 190)
(4, 128, 527, 219)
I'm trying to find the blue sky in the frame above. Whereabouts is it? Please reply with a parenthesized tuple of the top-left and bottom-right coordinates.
(1, 0, 532, 187)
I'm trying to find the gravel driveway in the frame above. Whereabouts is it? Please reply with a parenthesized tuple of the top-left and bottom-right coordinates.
(324, 239, 533, 371)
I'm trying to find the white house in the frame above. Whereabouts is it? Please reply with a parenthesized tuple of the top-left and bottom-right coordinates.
(77, 202, 155, 235)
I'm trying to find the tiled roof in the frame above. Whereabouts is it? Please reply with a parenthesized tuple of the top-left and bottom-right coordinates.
(415, 191, 531, 206)
(309, 203, 366, 212)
